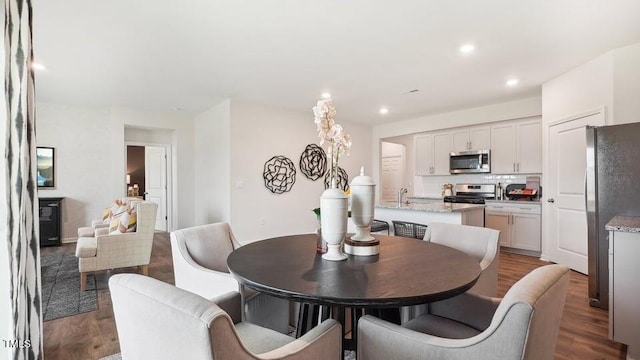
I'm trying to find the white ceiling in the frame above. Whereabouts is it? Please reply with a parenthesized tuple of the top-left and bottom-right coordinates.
(32, 0, 640, 125)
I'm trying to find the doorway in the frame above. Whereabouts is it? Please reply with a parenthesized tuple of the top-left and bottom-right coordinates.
(126, 143, 170, 232)
(380, 141, 406, 202)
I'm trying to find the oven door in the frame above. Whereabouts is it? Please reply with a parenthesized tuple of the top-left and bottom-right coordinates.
(449, 150, 490, 174)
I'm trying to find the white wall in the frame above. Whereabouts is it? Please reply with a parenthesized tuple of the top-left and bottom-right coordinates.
(194, 100, 231, 225)
(229, 100, 372, 243)
(36, 103, 121, 241)
(373, 96, 542, 200)
(613, 43, 640, 125)
(542, 53, 614, 124)
(36, 103, 196, 240)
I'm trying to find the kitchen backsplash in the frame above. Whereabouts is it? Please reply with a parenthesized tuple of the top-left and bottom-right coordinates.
(412, 173, 539, 198)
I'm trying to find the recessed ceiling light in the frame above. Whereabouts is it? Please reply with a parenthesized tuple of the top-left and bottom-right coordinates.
(379, 107, 389, 115)
(321, 92, 331, 99)
(459, 43, 475, 55)
(32, 62, 46, 71)
(506, 78, 520, 87)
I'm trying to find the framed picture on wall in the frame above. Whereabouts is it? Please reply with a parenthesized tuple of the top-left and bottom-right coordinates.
(37, 147, 55, 189)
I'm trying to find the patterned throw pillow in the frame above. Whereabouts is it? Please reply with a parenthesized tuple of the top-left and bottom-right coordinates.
(120, 210, 137, 233)
(108, 217, 122, 234)
(108, 208, 137, 234)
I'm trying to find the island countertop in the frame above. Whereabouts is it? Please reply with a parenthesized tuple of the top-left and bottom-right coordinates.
(376, 201, 485, 213)
(605, 215, 640, 233)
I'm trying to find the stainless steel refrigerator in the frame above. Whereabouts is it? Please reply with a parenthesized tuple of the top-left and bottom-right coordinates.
(586, 122, 640, 309)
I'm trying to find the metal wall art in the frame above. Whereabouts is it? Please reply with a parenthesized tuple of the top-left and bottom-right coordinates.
(263, 155, 296, 194)
(299, 144, 327, 181)
(324, 166, 349, 191)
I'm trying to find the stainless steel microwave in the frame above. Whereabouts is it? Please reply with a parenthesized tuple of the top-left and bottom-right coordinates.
(449, 150, 490, 174)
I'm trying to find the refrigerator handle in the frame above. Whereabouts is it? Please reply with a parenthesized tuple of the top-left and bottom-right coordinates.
(584, 169, 588, 212)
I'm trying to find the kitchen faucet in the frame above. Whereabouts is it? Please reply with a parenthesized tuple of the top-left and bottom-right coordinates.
(398, 188, 408, 206)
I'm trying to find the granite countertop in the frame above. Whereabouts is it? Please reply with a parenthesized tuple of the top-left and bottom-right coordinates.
(407, 196, 444, 200)
(605, 215, 640, 233)
(376, 201, 485, 213)
(485, 199, 541, 205)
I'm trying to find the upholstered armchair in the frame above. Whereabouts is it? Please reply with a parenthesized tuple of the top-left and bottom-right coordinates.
(170, 222, 290, 334)
(75, 201, 157, 291)
(109, 274, 341, 360)
(358, 265, 570, 360)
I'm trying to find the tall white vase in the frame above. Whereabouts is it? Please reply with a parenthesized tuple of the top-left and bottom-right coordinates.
(350, 166, 376, 241)
(320, 180, 348, 261)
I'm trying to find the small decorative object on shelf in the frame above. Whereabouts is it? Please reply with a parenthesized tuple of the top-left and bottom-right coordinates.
(313, 98, 351, 261)
(345, 166, 379, 256)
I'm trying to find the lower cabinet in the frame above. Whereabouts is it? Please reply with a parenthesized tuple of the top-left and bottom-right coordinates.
(39, 197, 64, 247)
(608, 227, 640, 354)
(485, 202, 541, 254)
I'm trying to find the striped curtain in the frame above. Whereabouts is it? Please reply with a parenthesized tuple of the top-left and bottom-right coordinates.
(3, 0, 43, 359)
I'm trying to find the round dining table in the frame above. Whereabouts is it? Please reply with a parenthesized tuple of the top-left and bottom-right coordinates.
(227, 234, 481, 352)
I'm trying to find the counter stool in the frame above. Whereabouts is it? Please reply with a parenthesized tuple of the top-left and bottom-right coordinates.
(370, 219, 390, 235)
(392, 220, 428, 239)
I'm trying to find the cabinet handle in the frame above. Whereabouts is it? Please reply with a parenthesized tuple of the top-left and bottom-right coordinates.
(519, 207, 532, 210)
(513, 163, 515, 172)
(517, 163, 520, 172)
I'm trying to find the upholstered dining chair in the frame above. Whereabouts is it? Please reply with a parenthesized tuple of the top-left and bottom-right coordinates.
(358, 264, 570, 360)
(170, 222, 289, 334)
(401, 222, 500, 323)
(109, 274, 341, 360)
(424, 222, 500, 297)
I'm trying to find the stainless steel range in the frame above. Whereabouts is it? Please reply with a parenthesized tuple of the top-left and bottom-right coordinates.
(443, 184, 496, 204)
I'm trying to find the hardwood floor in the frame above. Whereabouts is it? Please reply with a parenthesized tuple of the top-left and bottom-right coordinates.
(42, 234, 626, 359)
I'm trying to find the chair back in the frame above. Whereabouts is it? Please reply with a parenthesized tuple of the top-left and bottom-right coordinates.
(425, 222, 499, 296)
(170, 222, 240, 273)
(134, 202, 158, 238)
(489, 264, 570, 360)
(109, 274, 239, 360)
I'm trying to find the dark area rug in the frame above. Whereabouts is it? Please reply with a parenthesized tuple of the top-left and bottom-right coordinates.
(41, 252, 97, 321)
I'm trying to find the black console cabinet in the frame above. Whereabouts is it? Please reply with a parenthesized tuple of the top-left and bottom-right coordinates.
(39, 197, 64, 247)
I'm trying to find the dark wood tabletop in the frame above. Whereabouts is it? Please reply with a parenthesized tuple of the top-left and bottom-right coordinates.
(227, 234, 481, 308)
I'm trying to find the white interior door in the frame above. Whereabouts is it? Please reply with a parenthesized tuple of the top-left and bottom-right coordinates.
(145, 146, 167, 231)
(545, 111, 605, 274)
(381, 156, 404, 202)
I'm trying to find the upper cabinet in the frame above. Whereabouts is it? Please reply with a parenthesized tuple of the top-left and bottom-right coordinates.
(413, 117, 542, 177)
(451, 125, 491, 152)
(414, 131, 451, 176)
(490, 117, 542, 174)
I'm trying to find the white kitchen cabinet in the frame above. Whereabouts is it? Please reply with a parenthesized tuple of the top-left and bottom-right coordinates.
(607, 216, 640, 357)
(414, 135, 433, 176)
(485, 202, 541, 254)
(485, 211, 511, 247)
(451, 126, 491, 152)
(490, 117, 542, 174)
(414, 132, 451, 176)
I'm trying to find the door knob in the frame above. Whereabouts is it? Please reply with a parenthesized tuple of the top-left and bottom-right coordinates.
(547, 198, 555, 203)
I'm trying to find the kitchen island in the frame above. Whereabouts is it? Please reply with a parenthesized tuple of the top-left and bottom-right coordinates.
(374, 202, 485, 232)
